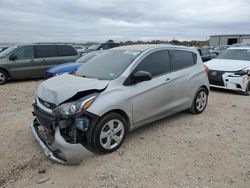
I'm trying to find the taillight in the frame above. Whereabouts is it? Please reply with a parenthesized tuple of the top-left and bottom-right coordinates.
(204, 65, 209, 74)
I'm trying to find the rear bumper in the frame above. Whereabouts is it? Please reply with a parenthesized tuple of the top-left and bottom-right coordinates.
(31, 118, 93, 164)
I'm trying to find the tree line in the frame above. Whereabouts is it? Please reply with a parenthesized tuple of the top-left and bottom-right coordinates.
(82, 39, 209, 47)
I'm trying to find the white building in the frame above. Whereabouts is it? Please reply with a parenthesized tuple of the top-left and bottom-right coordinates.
(209, 34, 250, 47)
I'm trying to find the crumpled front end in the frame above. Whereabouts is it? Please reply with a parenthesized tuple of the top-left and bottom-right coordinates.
(31, 99, 99, 164)
(208, 69, 250, 92)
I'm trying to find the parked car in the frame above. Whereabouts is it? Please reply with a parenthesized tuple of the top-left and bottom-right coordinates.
(31, 44, 209, 164)
(205, 46, 250, 95)
(46, 51, 103, 78)
(197, 48, 217, 62)
(212, 45, 230, 55)
(83, 42, 119, 54)
(0, 44, 80, 84)
(74, 46, 87, 55)
(232, 43, 250, 47)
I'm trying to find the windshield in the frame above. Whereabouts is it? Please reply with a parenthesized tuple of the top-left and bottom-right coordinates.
(217, 49, 250, 61)
(0, 46, 17, 58)
(214, 45, 228, 51)
(75, 50, 141, 80)
(76, 52, 100, 63)
(88, 44, 101, 50)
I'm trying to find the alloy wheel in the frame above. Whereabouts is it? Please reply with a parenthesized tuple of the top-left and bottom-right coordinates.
(99, 119, 125, 150)
(196, 91, 207, 111)
(0, 72, 6, 84)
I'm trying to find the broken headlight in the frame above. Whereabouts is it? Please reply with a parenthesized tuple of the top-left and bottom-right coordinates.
(53, 95, 97, 116)
(234, 69, 250, 76)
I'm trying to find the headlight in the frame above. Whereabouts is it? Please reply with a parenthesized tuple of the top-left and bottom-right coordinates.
(53, 95, 97, 116)
(234, 69, 250, 76)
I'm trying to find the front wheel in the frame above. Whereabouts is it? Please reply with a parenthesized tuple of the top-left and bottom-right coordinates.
(91, 112, 128, 154)
(190, 87, 208, 114)
(0, 70, 7, 85)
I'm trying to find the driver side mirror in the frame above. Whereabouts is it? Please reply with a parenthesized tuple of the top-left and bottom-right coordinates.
(9, 54, 17, 61)
(132, 71, 152, 83)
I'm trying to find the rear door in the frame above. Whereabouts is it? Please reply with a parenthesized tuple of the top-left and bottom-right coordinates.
(8, 46, 39, 78)
(169, 50, 198, 108)
(34, 45, 59, 76)
(130, 50, 176, 125)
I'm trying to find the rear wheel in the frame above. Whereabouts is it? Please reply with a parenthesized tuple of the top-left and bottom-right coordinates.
(190, 87, 208, 114)
(91, 112, 128, 154)
(0, 70, 7, 85)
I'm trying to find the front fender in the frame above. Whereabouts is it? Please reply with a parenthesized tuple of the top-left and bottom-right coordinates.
(87, 88, 133, 126)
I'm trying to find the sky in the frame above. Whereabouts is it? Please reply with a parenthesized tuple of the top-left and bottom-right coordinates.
(0, 0, 250, 43)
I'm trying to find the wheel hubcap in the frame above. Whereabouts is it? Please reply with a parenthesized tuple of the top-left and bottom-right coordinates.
(0, 72, 5, 84)
(100, 119, 125, 150)
(196, 91, 207, 111)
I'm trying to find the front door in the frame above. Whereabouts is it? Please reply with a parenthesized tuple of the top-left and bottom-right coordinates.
(8, 46, 38, 78)
(130, 50, 175, 125)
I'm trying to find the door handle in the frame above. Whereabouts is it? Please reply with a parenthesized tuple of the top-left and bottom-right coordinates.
(165, 78, 171, 82)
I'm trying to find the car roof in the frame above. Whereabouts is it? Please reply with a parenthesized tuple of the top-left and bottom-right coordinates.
(227, 46, 250, 50)
(112, 44, 191, 52)
(14, 43, 73, 47)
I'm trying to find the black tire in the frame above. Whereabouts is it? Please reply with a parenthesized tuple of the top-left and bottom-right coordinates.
(0, 69, 8, 85)
(91, 112, 128, 154)
(190, 87, 208, 114)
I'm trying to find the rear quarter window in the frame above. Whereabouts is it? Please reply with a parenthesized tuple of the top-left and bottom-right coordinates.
(57, 45, 78, 56)
(171, 50, 196, 71)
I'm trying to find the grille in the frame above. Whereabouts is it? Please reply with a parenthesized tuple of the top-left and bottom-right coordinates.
(38, 98, 57, 110)
(208, 70, 225, 86)
(33, 104, 56, 130)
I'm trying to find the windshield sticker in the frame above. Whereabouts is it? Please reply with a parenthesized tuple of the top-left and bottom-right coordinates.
(109, 73, 115, 77)
(124, 51, 140, 56)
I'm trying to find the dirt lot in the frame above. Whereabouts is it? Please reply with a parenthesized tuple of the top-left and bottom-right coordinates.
(0, 79, 250, 188)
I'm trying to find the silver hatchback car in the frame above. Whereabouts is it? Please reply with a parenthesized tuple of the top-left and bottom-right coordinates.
(31, 44, 209, 164)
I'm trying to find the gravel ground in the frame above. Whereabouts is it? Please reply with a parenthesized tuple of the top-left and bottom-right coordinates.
(0, 79, 250, 188)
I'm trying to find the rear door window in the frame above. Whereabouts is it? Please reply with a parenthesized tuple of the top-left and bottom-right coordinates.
(135, 50, 170, 77)
(13, 46, 34, 60)
(171, 50, 196, 71)
(57, 45, 77, 56)
(35, 45, 57, 58)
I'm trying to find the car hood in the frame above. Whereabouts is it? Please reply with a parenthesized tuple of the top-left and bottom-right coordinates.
(37, 74, 109, 105)
(47, 62, 81, 74)
(204, 59, 250, 71)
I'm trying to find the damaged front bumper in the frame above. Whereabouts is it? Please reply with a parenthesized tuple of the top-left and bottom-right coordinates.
(31, 118, 93, 164)
(208, 70, 250, 92)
